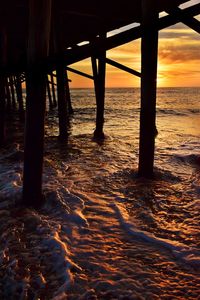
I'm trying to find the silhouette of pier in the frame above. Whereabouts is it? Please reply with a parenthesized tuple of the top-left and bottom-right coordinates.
(0, 0, 199, 207)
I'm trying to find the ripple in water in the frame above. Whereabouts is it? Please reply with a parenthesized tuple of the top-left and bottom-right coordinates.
(0, 87, 200, 299)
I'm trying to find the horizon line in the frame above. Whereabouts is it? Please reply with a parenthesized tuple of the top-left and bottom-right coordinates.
(69, 86, 200, 89)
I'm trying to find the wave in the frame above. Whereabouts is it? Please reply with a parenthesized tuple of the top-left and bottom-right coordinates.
(171, 153, 200, 167)
(157, 108, 199, 116)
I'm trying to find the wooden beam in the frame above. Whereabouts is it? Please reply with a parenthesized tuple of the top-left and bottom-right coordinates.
(106, 58, 141, 77)
(66, 66, 94, 80)
(45, 3, 200, 70)
(1, 3, 200, 75)
(166, 6, 200, 34)
(23, 0, 52, 207)
(49, 72, 72, 82)
(138, 0, 159, 178)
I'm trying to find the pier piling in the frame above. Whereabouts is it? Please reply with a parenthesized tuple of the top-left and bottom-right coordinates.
(5, 78, 11, 112)
(66, 71, 73, 115)
(92, 37, 106, 139)
(15, 75, 24, 120)
(23, 0, 52, 207)
(57, 65, 69, 139)
(46, 75, 53, 109)
(138, 0, 159, 178)
(0, 28, 7, 145)
(0, 76, 6, 145)
(10, 76, 16, 109)
(51, 73, 57, 107)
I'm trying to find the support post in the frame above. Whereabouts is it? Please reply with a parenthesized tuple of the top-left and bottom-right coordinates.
(46, 75, 53, 109)
(15, 75, 24, 120)
(91, 36, 106, 139)
(23, 0, 52, 207)
(0, 76, 6, 145)
(5, 78, 11, 112)
(52, 4, 69, 138)
(51, 73, 57, 107)
(56, 64, 69, 139)
(10, 76, 16, 109)
(0, 29, 7, 145)
(138, 0, 159, 177)
(66, 71, 73, 114)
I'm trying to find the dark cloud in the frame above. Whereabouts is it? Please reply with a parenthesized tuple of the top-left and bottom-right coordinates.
(159, 29, 200, 40)
(159, 69, 200, 78)
(159, 42, 200, 62)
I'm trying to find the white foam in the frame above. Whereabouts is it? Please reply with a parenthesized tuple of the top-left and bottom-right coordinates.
(112, 203, 200, 268)
(42, 231, 74, 290)
(43, 185, 88, 228)
(0, 170, 22, 204)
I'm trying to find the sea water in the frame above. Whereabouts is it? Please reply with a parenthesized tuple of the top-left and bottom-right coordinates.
(0, 88, 200, 299)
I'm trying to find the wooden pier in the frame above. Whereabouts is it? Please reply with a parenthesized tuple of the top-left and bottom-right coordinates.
(0, 0, 199, 207)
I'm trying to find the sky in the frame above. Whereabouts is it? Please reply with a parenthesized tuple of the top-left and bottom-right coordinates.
(68, 0, 200, 88)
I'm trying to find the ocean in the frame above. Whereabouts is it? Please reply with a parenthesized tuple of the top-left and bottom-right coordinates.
(0, 87, 200, 299)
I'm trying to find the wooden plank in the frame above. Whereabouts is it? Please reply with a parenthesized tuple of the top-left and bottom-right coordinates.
(23, 0, 52, 207)
(138, 0, 159, 178)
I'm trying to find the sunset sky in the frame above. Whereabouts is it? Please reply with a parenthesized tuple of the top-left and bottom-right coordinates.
(68, 0, 200, 88)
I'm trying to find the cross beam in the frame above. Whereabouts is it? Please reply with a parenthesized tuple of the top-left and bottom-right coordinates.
(166, 6, 200, 34)
(47, 3, 200, 70)
(106, 58, 141, 77)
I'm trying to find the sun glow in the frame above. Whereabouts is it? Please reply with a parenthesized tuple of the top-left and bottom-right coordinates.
(68, 21, 200, 88)
(157, 61, 170, 87)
